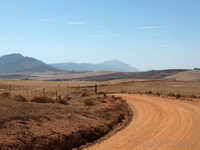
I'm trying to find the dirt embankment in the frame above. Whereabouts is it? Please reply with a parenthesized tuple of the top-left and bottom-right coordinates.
(0, 91, 132, 150)
(85, 94, 200, 150)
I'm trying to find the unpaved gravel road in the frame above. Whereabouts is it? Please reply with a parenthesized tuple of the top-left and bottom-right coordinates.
(84, 94, 200, 150)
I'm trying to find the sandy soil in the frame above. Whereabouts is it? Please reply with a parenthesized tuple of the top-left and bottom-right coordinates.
(84, 94, 200, 150)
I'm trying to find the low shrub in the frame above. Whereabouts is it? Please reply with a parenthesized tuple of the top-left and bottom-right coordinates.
(190, 95, 197, 99)
(111, 95, 123, 101)
(156, 92, 160, 96)
(111, 95, 126, 103)
(99, 99, 107, 103)
(175, 94, 181, 99)
(30, 96, 55, 103)
(145, 91, 152, 94)
(167, 93, 175, 97)
(81, 89, 89, 97)
(97, 91, 107, 97)
(83, 98, 95, 106)
(56, 99, 68, 105)
(13, 95, 27, 102)
(0, 92, 10, 98)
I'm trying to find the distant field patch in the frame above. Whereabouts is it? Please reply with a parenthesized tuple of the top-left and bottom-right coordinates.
(0, 74, 25, 79)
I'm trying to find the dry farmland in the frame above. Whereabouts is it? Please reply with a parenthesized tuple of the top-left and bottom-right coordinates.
(1, 79, 200, 98)
(0, 79, 200, 149)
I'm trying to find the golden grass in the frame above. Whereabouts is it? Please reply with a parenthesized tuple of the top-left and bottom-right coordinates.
(83, 98, 95, 106)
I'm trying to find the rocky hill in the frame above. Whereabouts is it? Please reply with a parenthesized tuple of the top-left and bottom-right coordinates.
(0, 53, 57, 73)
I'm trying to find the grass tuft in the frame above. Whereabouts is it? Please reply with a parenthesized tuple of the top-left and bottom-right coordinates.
(30, 96, 55, 103)
(56, 99, 68, 105)
(175, 94, 181, 99)
(145, 91, 152, 94)
(81, 89, 89, 97)
(83, 98, 95, 106)
(167, 93, 175, 97)
(97, 91, 107, 97)
(190, 95, 197, 99)
(13, 95, 27, 102)
(0, 92, 10, 98)
(156, 92, 160, 96)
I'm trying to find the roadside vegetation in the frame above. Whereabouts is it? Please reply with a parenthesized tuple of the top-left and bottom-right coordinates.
(140, 90, 200, 103)
(0, 89, 131, 150)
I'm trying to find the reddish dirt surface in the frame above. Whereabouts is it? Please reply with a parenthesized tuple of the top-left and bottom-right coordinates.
(84, 94, 200, 150)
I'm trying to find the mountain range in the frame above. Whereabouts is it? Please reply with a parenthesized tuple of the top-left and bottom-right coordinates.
(49, 59, 138, 72)
(0, 53, 138, 73)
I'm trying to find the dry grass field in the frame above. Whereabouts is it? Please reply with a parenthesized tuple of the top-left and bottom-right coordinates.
(0, 80, 131, 150)
(0, 79, 200, 149)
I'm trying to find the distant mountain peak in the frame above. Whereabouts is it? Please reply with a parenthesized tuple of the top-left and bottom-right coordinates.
(101, 59, 138, 72)
(0, 53, 57, 73)
(50, 59, 138, 72)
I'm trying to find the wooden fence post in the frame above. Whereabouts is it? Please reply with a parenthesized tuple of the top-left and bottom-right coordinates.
(95, 84, 97, 93)
(56, 89, 57, 99)
(43, 88, 45, 96)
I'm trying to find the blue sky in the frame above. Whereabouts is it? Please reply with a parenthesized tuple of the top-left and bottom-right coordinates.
(0, 0, 200, 71)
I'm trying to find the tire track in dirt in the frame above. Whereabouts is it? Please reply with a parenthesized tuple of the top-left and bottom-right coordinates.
(84, 94, 200, 150)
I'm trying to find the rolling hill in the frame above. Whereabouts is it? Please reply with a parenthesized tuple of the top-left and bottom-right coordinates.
(56, 69, 189, 81)
(164, 70, 200, 81)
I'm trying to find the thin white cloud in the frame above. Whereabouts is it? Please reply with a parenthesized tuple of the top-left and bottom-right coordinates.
(158, 45, 181, 47)
(140, 26, 166, 29)
(68, 22, 86, 24)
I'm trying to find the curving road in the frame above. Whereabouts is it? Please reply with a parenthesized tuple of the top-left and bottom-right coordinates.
(84, 94, 200, 150)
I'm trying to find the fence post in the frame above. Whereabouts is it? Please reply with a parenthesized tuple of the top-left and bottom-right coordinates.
(43, 88, 45, 96)
(67, 83, 68, 94)
(95, 84, 97, 93)
(56, 89, 57, 99)
(27, 87, 29, 97)
(9, 85, 11, 97)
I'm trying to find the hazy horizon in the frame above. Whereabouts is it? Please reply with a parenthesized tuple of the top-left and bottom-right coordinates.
(0, 0, 199, 71)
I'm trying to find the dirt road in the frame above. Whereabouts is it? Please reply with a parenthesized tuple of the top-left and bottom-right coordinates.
(84, 94, 200, 150)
